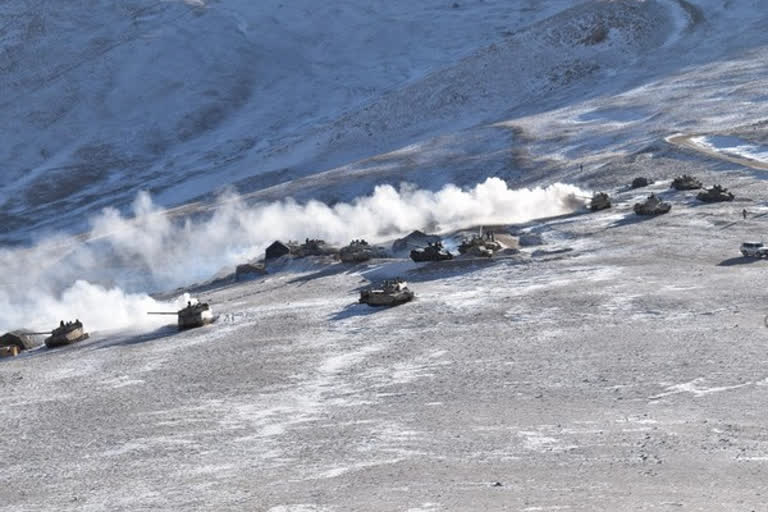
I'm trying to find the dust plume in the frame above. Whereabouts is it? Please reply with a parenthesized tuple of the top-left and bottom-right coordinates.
(0, 178, 587, 332)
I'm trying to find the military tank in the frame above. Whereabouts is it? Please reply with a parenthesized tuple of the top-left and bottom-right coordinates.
(44, 320, 89, 348)
(458, 235, 501, 258)
(410, 241, 453, 262)
(697, 184, 734, 202)
(670, 174, 702, 190)
(148, 301, 215, 330)
(359, 278, 414, 307)
(289, 238, 338, 258)
(392, 230, 441, 254)
(630, 177, 654, 189)
(633, 193, 671, 215)
(589, 192, 611, 211)
(0, 330, 42, 352)
(339, 239, 388, 263)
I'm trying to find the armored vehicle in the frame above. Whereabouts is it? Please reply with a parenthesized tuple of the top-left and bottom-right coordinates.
(44, 320, 89, 348)
(392, 230, 441, 254)
(359, 279, 414, 307)
(178, 302, 214, 329)
(339, 239, 388, 263)
(697, 184, 734, 202)
(290, 238, 338, 258)
(0, 330, 42, 352)
(630, 177, 654, 189)
(670, 174, 702, 190)
(633, 194, 671, 215)
(589, 192, 611, 211)
(148, 301, 214, 330)
(410, 241, 453, 262)
(458, 234, 501, 258)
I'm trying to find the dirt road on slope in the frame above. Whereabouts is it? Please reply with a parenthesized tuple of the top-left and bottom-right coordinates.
(666, 133, 768, 171)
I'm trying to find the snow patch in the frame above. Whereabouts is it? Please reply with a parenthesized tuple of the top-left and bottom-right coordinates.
(690, 135, 768, 164)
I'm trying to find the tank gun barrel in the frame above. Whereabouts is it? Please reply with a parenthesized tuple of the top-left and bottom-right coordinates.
(27, 331, 52, 335)
(147, 312, 178, 315)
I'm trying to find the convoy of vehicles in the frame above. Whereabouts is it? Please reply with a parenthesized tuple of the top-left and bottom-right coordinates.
(4, 173, 767, 358)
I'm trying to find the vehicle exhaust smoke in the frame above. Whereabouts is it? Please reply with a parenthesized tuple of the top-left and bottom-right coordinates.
(0, 178, 587, 333)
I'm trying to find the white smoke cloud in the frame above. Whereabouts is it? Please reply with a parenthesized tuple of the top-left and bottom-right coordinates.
(0, 178, 587, 333)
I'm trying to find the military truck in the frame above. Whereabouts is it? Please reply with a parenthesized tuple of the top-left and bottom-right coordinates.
(410, 241, 453, 262)
(45, 320, 89, 348)
(589, 192, 611, 211)
(670, 174, 703, 190)
(697, 184, 734, 202)
(633, 194, 671, 215)
(359, 279, 414, 307)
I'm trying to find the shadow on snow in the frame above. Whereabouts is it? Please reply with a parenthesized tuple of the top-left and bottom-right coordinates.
(717, 256, 763, 267)
(329, 301, 398, 321)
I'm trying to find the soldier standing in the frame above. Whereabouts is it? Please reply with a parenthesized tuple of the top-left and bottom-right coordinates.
(743, 208, 748, 220)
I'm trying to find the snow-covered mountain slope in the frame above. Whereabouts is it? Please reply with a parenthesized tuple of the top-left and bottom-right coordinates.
(4, 0, 768, 318)
(10, 2, 768, 510)
(8, 0, 764, 242)
(1, 0, 574, 240)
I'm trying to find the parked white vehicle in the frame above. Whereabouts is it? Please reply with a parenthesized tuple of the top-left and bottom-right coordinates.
(740, 241, 768, 258)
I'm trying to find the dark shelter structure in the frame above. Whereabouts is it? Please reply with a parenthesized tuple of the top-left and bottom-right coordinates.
(265, 241, 291, 261)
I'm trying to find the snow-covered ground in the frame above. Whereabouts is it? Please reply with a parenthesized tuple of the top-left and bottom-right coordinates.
(691, 136, 768, 164)
(5, 0, 756, 240)
(6, 0, 768, 509)
(6, 187, 768, 511)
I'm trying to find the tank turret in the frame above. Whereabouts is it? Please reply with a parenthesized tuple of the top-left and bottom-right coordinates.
(670, 174, 702, 190)
(589, 192, 611, 211)
(148, 301, 215, 330)
(359, 278, 414, 307)
(633, 193, 671, 215)
(697, 184, 734, 202)
(410, 241, 453, 262)
(177, 302, 214, 330)
(44, 320, 89, 348)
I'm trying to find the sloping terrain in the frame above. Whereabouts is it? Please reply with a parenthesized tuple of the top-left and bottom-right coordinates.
(2, 0, 682, 240)
(0, 0, 577, 240)
(6, 0, 768, 510)
(6, 180, 768, 511)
